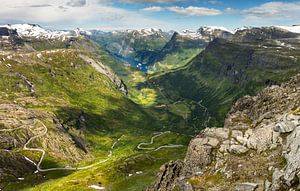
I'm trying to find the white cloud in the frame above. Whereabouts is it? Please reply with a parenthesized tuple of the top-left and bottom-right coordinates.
(120, 0, 185, 4)
(141, 5, 222, 16)
(0, 0, 119, 23)
(66, 0, 86, 7)
(0, 0, 174, 30)
(167, 6, 222, 16)
(243, 2, 300, 21)
(141, 6, 164, 12)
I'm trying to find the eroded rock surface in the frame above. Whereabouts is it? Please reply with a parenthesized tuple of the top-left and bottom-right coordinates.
(149, 74, 300, 191)
(79, 54, 128, 95)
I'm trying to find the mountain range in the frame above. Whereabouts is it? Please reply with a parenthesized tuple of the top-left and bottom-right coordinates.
(0, 23, 300, 191)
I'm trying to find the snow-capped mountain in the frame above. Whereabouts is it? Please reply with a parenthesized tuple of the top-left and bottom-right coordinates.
(234, 25, 300, 35)
(109, 28, 167, 38)
(179, 30, 199, 39)
(0, 24, 87, 40)
(232, 26, 300, 42)
(89, 27, 171, 71)
(179, 26, 233, 41)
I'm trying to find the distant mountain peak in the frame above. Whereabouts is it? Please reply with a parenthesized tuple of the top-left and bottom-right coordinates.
(178, 26, 233, 41)
(198, 26, 233, 34)
(110, 28, 166, 37)
(0, 23, 82, 40)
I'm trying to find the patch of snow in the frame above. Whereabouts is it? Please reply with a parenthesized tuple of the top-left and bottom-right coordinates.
(276, 25, 300, 34)
(136, 171, 143, 174)
(179, 26, 233, 39)
(200, 26, 233, 33)
(17, 178, 24, 181)
(139, 28, 162, 36)
(88, 185, 105, 190)
(179, 30, 199, 39)
(111, 28, 164, 37)
(128, 173, 133, 177)
(0, 24, 82, 40)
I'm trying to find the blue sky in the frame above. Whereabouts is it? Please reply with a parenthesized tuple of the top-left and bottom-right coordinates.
(1, 0, 300, 31)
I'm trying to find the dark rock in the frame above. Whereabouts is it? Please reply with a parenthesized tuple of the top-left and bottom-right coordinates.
(0, 27, 17, 37)
(147, 160, 185, 191)
(235, 182, 258, 191)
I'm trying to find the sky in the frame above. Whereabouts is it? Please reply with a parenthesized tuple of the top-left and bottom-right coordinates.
(0, 0, 300, 31)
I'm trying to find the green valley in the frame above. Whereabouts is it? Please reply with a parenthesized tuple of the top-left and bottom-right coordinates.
(1, 23, 300, 191)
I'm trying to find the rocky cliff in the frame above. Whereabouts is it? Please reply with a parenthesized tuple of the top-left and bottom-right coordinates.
(79, 54, 128, 96)
(148, 74, 300, 191)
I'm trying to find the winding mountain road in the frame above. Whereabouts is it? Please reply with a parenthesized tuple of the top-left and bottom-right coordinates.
(1, 118, 183, 173)
(0, 119, 123, 172)
(137, 131, 183, 151)
(196, 100, 211, 128)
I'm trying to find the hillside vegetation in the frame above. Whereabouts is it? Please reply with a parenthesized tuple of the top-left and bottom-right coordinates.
(0, 37, 189, 191)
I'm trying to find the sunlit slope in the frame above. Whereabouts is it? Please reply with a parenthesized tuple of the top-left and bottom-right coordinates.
(0, 39, 189, 191)
(148, 36, 300, 128)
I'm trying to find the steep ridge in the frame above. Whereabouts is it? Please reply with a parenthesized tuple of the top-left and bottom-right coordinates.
(148, 27, 233, 73)
(147, 27, 300, 129)
(232, 26, 299, 42)
(148, 74, 300, 191)
(147, 32, 204, 73)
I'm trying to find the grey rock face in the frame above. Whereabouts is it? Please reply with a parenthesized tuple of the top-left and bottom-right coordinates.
(268, 115, 300, 190)
(202, 128, 229, 140)
(79, 54, 128, 95)
(149, 74, 300, 191)
(228, 144, 249, 154)
(244, 125, 280, 153)
(184, 136, 217, 174)
(274, 114, 300, 133)
(147, 160, 185, 191)
(235, 182, 258, 191)
(282, 126, 300, 185)
(0, 27, 18, 37)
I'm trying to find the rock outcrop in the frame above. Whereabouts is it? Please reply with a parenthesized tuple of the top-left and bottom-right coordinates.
(79, 54, 128, 95)
(149, 74, 300, 191)
(0, 27, 18, 37)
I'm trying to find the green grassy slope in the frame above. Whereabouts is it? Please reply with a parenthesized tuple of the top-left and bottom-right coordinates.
(0, 39, 189, 191)
(147, 37, 300, 128)
(148, 33, 206, 73)
(148, 48, 202, 74)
